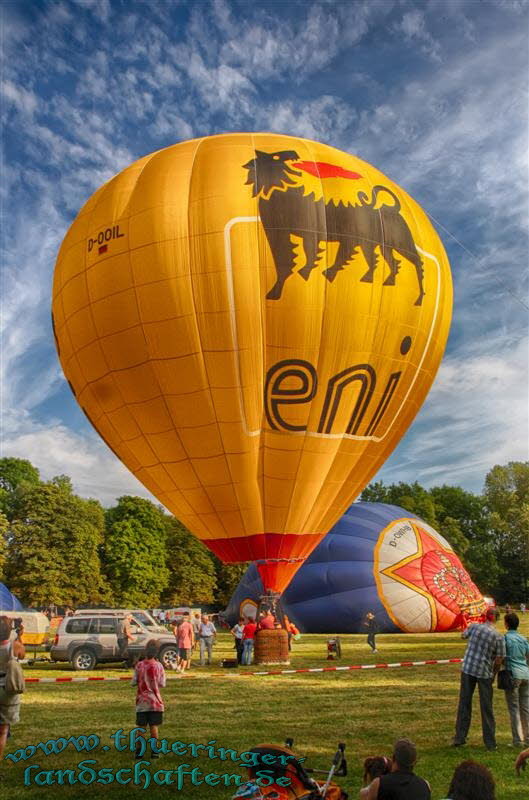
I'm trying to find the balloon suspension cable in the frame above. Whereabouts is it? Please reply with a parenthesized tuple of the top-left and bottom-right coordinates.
(425, 210, 529, 312)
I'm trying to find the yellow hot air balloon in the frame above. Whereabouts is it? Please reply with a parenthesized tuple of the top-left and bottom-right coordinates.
(52, 133, 452, 595)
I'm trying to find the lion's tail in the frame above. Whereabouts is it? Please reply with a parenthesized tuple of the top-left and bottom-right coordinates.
(358, 185, 401, 213)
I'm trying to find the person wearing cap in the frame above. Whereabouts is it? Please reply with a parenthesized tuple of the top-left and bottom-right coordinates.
(452, 607, 505, 751)
(359, 738, 430, 799)
(118, 614, 136, 659)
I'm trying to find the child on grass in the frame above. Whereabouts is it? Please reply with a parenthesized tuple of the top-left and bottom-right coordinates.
(131, 639, 166, 759)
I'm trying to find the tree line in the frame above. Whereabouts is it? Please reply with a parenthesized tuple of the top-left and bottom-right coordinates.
(0, 457, 246, 609)
(0, 457, 527, 608)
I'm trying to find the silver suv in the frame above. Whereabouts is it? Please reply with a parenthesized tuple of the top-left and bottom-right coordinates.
(74, 609, 167, 634)
(50, 613, 178, 670)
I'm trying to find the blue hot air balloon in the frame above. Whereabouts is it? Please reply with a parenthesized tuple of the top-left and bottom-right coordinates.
(0, 582, 23, 612)
(224, 502, 485, 634)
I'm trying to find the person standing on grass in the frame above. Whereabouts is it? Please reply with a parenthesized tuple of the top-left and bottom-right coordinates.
(360, 738, 430, 799)
(118, 614, 136, 659)
(175, 611, 194, 672)
(198, 614, 216, 665)
(283, 615, 299, 651)
(363, 611, 379, 653)
(241, 616, 257, 665)
(503, 612, 529, 747)
(231, 618, 245, 664)
(452, 607, 505, 751)
(0, 616, 25, 761)
(132, 640, 166, 759)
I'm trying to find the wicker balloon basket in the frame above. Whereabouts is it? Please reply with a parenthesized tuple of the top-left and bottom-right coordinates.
(254, 628, 290, 665)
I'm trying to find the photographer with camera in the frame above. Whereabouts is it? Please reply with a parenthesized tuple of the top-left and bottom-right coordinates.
(0, 615, 25, 760)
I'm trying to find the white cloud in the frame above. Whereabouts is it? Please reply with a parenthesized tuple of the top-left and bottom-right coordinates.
(82, 0, 112, 24)
(394, 9, 442, 62)
(378, 336, 529, 492)
(0, 196, 65, 415)
(256, 95, 356, 142)
(1, 0, 527, 504)
(1, 79, 38, 114)
(1, 412, 156, 507)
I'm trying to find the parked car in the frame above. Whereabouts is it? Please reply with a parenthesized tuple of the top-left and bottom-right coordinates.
(74, 608, 167, 633)
(50, 613, 178, 670)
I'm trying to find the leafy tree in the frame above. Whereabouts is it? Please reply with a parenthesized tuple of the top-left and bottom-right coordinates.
(484, 462, 529, 602)
(430, 485, 488, 541)
(361, 481, 438, 526)
(213, 559, 249, 607)
(103, 496, 170, 607)
(5, 481, 108, 607)
(430, 484, 498, 593)
(50, 474, 74, 493)
(161, 518, 217, 605)
(0, 457, 40, 493)
(440, 516, 469, 557)
(0, 511, 8, 581)
(0, 457, 41, 521)
(360, 481, 387, 504)
(0, 488, 10, 519)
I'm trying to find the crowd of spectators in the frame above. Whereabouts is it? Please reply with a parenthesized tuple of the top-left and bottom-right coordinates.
(359, 738, 498, 799)
(358, 605, 528, 798)
(1, 602, 526, 796)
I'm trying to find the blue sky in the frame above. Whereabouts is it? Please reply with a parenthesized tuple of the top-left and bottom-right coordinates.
(1, 0, 528, 507)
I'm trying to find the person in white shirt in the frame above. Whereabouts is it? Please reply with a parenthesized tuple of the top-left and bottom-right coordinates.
(198, 615, 216, 665)
(231, 618, 245, 663)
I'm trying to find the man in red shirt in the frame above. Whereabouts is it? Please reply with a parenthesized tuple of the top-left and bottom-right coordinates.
(175, 612, 194, 672)
(131, 640, 166, 759)
(257, 609, 276, 630)
(242, 617, 257, 665)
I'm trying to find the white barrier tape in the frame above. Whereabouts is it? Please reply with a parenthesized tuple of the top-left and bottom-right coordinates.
(24, 658, 462, 684)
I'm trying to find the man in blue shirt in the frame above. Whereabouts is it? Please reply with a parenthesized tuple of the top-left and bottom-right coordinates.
(452, 607, 505, 750)
(504, 611, 529, 747)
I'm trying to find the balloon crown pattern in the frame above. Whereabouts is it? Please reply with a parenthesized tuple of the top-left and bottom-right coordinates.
(243, 149, 425, 306)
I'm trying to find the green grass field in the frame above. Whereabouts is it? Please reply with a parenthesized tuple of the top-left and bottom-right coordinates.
(3, 620, 529, 799)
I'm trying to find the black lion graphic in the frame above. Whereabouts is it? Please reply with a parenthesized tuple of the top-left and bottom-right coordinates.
(243, 149, 425, 306)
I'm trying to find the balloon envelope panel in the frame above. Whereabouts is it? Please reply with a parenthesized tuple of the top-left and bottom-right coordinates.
(0, 582, 23, 611)
(52, 134, 452, 593)
(225, 503, 485, 633)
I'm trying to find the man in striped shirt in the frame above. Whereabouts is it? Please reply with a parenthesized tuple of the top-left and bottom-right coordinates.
(452, 607, 505, 750)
